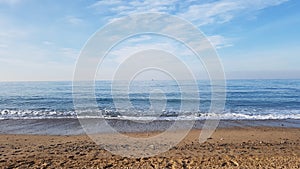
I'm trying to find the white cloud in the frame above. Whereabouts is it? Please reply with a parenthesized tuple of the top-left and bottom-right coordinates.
(90, 0, 177, 15)
(65, 16, 83, 25)
(90, 0, 123, 7)
(126, 35, 152, 43)
(97, 39, 212, 80)
(179, 0, 289, 25)
(89, 0, 288, 49)
(207, 35, 232, 49)
(179, 1, 241, 25)
(90, 0, 288, 26)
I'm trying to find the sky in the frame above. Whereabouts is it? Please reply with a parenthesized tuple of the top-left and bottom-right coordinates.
(0, 0, 299, 81)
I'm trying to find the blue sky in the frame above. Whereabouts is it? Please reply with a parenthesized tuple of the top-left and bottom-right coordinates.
(0, 0, 299, 81)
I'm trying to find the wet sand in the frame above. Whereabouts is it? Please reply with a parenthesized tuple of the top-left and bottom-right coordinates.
(0, 119, 299, 135)
(0, 127, 299, 168)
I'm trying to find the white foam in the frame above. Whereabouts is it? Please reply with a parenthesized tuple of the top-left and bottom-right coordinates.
(1, 109, 300, 120)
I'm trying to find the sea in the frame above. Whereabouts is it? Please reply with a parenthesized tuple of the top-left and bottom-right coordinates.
(0, 79, 299, 134)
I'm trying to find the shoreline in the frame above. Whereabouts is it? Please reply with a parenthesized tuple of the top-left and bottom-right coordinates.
(0, 127, 299, 168)
(0, 118, 299, 135)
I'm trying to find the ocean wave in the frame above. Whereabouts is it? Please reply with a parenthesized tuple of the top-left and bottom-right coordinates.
(1, 109, 300, 120)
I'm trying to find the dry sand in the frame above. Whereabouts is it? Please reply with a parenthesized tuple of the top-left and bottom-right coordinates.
(0, 127, 299, 168)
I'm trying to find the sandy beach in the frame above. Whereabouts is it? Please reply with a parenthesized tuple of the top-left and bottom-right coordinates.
(1, 127, 299, 168)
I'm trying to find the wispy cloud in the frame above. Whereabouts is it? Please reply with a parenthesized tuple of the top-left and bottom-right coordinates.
(126, 35, 152, 43)
(90, 0, 289, 26)
(0, 0, 296, 81)
(89, 0, 289, 49)
(179, 0, 289, 25)
(90, 0, 177, 15)
(90, 0, 123, 7)
(208, 35, 233, 49)
(64, 16, 84, 25)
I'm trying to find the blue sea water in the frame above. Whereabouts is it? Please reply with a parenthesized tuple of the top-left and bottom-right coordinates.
(0, 79, 299, 120)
